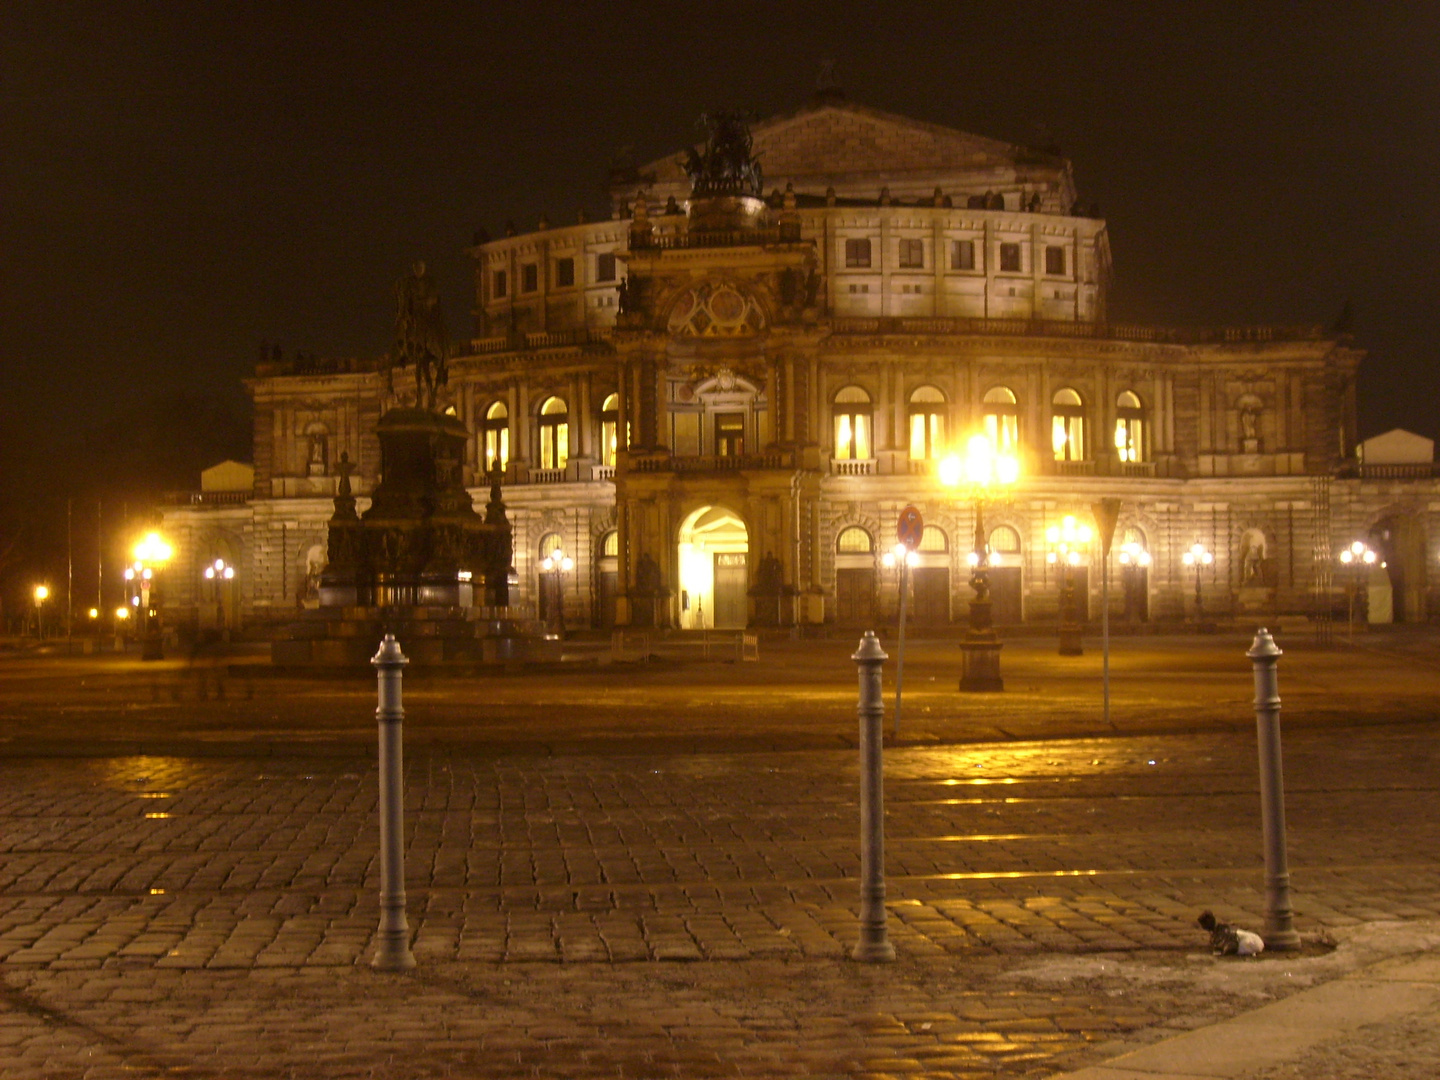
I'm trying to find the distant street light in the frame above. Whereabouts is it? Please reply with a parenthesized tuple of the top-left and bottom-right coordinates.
(127, 531, 173, 660)
(32, 584, 49, 639)
(1181, 541, 1213, 622)
(1118, 541, 1152, 624)
(1045, 515, 1092, 656)
(1338, 540, 1379, 638)
(203, 557, 236, 639)
(939, 433, 1020, 692)
(540, 548, 574, 638)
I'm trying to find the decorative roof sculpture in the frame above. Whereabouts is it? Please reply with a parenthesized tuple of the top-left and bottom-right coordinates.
(682, 112, 763, 199)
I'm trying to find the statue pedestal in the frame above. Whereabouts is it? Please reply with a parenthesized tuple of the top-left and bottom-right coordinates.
(960, 633, 1004, 692)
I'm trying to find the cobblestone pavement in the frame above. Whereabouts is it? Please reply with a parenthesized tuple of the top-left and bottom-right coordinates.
(1, 710, 1438, 1078)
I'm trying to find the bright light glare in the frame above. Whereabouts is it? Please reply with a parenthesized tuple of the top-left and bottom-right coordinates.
(33, 585, 49, 602)
(115, 607, 130, 620)
(132, 532, 174, 564)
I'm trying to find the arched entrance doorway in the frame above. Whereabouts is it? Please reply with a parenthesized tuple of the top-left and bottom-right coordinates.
(1369, 514, 1427, 623)
(677, 506, 749, 629)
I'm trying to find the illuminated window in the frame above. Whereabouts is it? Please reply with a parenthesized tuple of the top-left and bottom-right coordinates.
(898, 238, 924, 268)
(596, 252, 617, 282)
(539, 532, 564, 559)
(837, 527, 874, 554)
(908, 386, 947, 461)
(556, 257, 575, 287)
(918, 526, 948, 553)
(950, 239, 976, 271)
(601, 530, 619, 557)
(1045, 246, 1066, 275)
(990, 525, 1022, 555)
(844, 238, 872, 268)
(538, 396, 569, 470)
(522, 264, 539, 292)
(999, 243, 1022, 273)
(1115, 390, 1146, 463)
(493, 269, 507, 299)
(1051, 388, 1086, 462)
(833, 386, 873, 460)
(600, 393, 619, 467)
(483, 401, 510, 473)
(714, 413, 745, 457)
(982, 386, 1020, 455)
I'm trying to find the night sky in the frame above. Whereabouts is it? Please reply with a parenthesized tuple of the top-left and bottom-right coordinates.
(2, 3, 1438, 601)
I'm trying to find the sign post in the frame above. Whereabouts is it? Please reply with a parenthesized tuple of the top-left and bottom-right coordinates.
(1092, 499, 1122, 727)
(893, 505, 924, 737)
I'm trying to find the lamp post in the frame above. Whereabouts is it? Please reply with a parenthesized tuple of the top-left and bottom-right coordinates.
(203, 557, 236, 640)
(32, 585, 49, 639)
(939, 433, 1019, 692)
(1181, 540, 1213, 623)
(126, 531, 173, 660)
(1118, 541, 1152, 623)
(1337, 540, 1377, 639)
(539, 548, 574, 638)
(1045, 515, 1092, 656)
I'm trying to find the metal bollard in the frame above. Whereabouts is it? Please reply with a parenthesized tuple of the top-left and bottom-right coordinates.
(1248, 628, 1300, 950)
(852, 631, 896, 962)
(372, 635, 417, 971)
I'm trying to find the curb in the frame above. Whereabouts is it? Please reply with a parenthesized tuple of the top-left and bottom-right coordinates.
(1050, 920, 1440, 1079)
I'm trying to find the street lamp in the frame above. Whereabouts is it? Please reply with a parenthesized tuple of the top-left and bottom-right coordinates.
(939, 432, 1020, 692)
(1181, 540, 1213, 623)
(32, 585, 49, 639)
(203, 557, 236, 639)
(1338, 540, 1378, 637)
(127, 531, 173, 660)
(1045, 515, 1092, 656)
(1118, 541, 1152, 623)
(539, 548, 574, 637)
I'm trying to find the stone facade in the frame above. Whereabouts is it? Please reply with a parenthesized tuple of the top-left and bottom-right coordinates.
(161, 96, 1436, 630)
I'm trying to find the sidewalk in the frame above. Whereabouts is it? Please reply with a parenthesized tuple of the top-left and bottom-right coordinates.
(1054, 920, 1440, 1080)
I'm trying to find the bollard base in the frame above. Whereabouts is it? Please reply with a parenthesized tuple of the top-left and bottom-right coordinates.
(851, 935, 896, 963)
(371, 931, 416, 972)
(1264, 926, 1301, 951)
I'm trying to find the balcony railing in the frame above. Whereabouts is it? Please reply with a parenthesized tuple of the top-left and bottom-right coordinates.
(1051, 460, 1095, 477)
(831, 458, 876, 476)
(162, 490, 252, 508)
(631, 450, 795, 474)
(528, 468, 566, 484)
(828, 316, 1326, 344)
(1117, 462, 1156, 477)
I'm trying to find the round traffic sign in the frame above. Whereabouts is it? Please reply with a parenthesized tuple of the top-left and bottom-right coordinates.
(896, 505, 924, 550)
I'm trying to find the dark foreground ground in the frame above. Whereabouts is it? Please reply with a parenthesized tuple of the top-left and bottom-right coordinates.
(1, 628, 1438, 1078)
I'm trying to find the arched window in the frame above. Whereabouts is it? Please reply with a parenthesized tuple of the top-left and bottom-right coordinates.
(601, 530, 619, 557)
(1051, 388, 1086, 462)
(908, 386, 947, 461)
(836, 526, 874, 554)
(918, 526, 948, 553)
(982, 386, 1020, 455)
(538, 396, 569, 470)
(833, 386, 873, 461)
(599, 393, 619, 467)
(538, 532, 564, 560)
(1115, 390, 1145, 463)
(989, 525, 1022, 566)
(483, 401, 509, 474)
